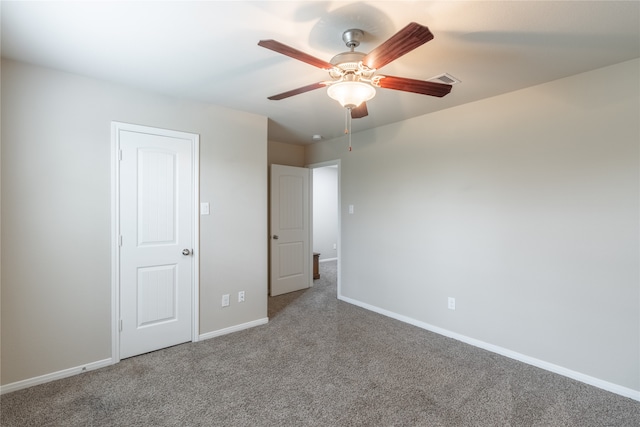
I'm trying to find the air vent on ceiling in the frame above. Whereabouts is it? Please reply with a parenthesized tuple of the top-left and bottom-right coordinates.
(428, 73, 461, 85)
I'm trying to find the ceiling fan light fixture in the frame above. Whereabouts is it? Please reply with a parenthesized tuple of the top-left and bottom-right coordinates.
(327, 81, 376, 108)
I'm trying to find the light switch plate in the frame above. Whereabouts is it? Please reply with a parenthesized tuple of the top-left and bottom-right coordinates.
(200, 202, 210, 215)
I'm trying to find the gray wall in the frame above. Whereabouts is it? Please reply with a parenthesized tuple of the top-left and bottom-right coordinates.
(1, 59, 268, 385)
(268, 140, 305, 167)
(312, 166, 338, 261)
(306, 59, 639, 393)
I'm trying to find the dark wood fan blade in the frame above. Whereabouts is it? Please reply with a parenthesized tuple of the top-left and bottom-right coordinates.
(377, 75, 452, 97)
(362, 22, 434, 70)
(350, 102, 369, 119)
(267, 82, 327, 100)
(258, 40, 334, 70)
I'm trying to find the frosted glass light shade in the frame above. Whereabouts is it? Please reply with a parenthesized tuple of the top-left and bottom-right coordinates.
(327, 81, 376, 108)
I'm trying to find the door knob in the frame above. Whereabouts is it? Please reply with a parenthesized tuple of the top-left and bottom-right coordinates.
(182, 249, 191, 256)
(273, 235, 279, 240)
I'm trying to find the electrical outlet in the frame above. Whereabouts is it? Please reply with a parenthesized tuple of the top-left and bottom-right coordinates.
(333, 243, 337, 250)
(448, 297, 456, 310)
(222, 294, 230, 307)
(238, 291, 245, 303)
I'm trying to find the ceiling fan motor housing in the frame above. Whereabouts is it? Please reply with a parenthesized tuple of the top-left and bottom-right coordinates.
(330, 28, 375, 80)
(330, 50, 365, 67)
(329, 51, 376, 83)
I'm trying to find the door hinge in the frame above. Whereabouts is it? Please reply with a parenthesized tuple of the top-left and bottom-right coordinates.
(119, 319, 123, 332)
(119, 149, 123, 161)
(119, 235, 123, 247)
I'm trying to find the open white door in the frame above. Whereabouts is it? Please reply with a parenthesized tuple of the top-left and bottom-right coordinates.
(270, 164, 311, 296)
(115, 123, 198, 359)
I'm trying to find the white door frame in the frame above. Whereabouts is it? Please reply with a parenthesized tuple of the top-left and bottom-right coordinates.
(306, 159, 341, 298)
(111, 121, 200, 364)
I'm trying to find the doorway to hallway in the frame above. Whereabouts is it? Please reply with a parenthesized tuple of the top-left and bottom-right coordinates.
(309, 160, 340, 297)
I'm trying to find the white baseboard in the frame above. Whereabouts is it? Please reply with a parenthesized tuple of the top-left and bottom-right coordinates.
(199, 317, 269, 341)
(2, 318, 270, 395)
(1, 318, 269, 395)
(338, 295, 640, 402)
(319, 257, 337, 263)
(0, 358, 113, 395)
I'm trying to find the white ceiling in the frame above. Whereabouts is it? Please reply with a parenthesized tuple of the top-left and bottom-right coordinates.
(2, 1, 639, 145)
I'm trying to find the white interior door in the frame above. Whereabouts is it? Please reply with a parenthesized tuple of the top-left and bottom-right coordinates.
(117, 124, 197, 359)
(270, 164, 311, 296)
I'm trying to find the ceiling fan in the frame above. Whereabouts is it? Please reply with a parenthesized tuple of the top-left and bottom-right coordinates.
(258, 22, 453, 120)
